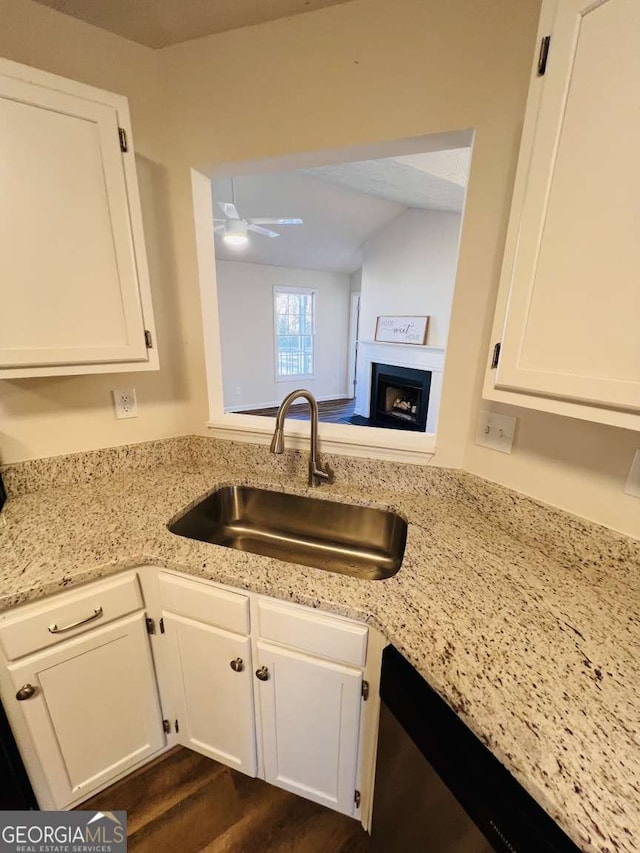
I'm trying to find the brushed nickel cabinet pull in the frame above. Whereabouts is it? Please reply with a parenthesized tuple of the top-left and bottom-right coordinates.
(48, 606, 103, 634)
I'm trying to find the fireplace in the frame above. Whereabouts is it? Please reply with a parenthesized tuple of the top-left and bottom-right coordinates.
(369, 363, 432, 432)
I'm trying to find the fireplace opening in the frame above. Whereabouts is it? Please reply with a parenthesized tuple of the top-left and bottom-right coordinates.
(384, 385, 420, 423)
(370, 363, 432, 432)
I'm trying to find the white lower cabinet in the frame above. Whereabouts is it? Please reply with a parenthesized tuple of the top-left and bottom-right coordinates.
(1, 567, 381, 823)
(155, 573, 375, 819)
(255, 640, 363, 816)
(6, 611, 165, 808)
(163, 612, 257, 775)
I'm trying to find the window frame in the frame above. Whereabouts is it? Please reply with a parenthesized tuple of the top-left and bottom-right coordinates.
(273, 285, 317, 382)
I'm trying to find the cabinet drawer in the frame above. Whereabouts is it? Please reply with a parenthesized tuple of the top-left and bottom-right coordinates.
(0, 572, 143, 661)
(159, 573, 250, 635)
(257, 599, 368, 667)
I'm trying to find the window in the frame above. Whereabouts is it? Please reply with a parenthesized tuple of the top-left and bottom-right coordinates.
(274, 286, 316, 379)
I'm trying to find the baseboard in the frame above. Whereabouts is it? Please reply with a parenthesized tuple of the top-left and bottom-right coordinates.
(225, 392, 351, 414)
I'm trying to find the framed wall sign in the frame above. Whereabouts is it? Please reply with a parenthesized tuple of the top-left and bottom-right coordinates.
(375, 315, 429, 345)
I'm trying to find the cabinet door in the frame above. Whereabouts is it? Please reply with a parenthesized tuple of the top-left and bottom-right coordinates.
(163, 612, 257, 776)
(0, 67, 149, 369)
(494, 0, 640, 414)
(255, 640, 362, 816)
(7, 612, 165, 808)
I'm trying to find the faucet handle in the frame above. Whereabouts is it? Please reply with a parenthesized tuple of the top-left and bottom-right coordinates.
(309, 461, 332, 487)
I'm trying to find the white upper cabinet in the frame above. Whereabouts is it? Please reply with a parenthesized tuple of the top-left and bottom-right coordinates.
(484, 0, 640, 428)
(0, 58, 158, 377)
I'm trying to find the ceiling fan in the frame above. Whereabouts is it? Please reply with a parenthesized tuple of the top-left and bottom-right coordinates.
(214, 180, 303, 246)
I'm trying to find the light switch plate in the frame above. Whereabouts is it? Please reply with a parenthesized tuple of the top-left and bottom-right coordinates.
(624, 449, 640, 498)
(475, 410, 517, 454)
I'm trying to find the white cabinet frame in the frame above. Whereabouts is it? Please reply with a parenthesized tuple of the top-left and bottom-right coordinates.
(483, 0, 640, 430)
(0, 566, 384, 827)
(0, 58, 158, 378)
(4, 612, 165, 809)
(162, 611, 258, 775)
(254, 639, 363, 816)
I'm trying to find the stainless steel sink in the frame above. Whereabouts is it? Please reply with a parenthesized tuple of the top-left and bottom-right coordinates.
(169, 485, 407, 580)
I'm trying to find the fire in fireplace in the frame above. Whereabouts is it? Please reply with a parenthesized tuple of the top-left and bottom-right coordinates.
(370, 363, 432, 432)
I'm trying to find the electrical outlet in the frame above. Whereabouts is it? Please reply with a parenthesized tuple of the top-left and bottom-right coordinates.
(475, 410, 517, 454)
(112, 389, 138, 419)
(624, 450, 640, 498)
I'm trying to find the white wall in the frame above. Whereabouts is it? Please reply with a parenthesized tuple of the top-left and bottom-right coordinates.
(216, 260, 351, 409)
(359, 209, 462, 347)
(167, 0, 636, 538)
(354, 209, 462, 430)
(159, 0, 542, 481)
(4, 0, 639, 538)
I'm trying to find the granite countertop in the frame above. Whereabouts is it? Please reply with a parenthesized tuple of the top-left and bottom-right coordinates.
(1, 438, 639, 853)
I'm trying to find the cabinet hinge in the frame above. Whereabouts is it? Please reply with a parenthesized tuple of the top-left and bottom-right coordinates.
(145, 617, 156, 635)
(144, 329, 153, 349)
(537, 35, 551, 76)
(361, 680, 369, 701)
(162, 719, 171, 734)
(354, 790, 361, 809)
(118, 127, 128, 153)
(159, 618, 165, 634)
(491, 342, 501, 369)
(174, 719, 179, 733)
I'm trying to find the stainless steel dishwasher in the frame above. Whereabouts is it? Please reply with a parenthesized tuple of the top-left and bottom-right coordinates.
(371, 646, 581, 853)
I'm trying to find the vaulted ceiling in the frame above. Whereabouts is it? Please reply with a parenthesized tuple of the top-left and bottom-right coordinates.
(212, 149, 471, 273)
(33, 0, 355, 48)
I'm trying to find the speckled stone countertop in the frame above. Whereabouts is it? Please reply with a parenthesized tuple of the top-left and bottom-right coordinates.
(1, 436, 639, 853)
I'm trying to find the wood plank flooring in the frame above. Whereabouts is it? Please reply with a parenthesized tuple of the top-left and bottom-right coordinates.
(241, 398, 356, 424)
(79, 747, 371, 853)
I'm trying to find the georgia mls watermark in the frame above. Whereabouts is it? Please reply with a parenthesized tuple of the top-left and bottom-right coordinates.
(0, 811, 127, 853)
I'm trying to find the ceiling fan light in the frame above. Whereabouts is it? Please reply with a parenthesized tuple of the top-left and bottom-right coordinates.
(223, 219, 249, 247)
(223, 233, 249, 247)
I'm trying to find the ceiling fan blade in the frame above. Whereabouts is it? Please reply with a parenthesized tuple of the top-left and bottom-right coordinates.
(248, 224, 280, 238)
(249, 218, 303, 226)
(219, 202, 240, 220)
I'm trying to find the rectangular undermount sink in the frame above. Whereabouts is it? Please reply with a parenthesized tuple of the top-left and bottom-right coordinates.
(169, 485, 407, 580)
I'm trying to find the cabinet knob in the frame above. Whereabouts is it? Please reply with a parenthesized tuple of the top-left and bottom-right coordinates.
(229, 657, 244, 673)
(16, 683, 37, 701)
(255, 666, 270, 682)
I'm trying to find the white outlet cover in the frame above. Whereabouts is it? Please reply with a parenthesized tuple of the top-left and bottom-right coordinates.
(624, 450, 640, 498)
(475, 410, 517, 454)
(112, 389, 138, 419)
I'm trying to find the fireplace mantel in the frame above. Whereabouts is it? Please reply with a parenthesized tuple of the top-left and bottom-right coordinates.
(355, 341, 446, 434)
(358, 339, 445, 355)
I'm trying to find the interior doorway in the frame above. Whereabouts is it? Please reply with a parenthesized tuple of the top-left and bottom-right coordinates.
(347, 292, 361, 401)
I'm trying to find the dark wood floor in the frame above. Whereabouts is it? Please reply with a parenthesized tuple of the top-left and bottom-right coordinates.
(242, 398, 356, 424)
(80, 747, 370, 853)
(241, 399, 411, 432)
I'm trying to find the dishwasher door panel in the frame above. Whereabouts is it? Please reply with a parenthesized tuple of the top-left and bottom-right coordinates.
(371, 646, 581, 853)
(371, 704, 493, 853)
